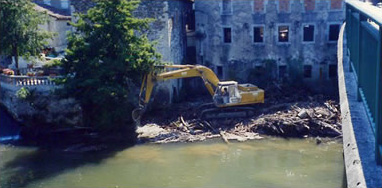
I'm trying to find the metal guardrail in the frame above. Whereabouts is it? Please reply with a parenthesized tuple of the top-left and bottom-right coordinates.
(346, 0, 382, 165)
(0, 74, 60, 86)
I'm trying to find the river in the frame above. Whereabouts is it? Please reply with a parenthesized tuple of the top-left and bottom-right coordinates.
(0, 107, 345, 188)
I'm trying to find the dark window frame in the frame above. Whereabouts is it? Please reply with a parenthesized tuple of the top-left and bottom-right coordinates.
(278, 25, 290, 43)
(223, 27, 232, 43)
(304, 65, 312, 78)
(303, 24, 315, 42)
(328, 24, 340, 42)
(221, 0, 233, 15)
(253, 26, 264, 43)
(329, 64, 337, 78)
(279, 65, 287, 79)
(217, 65, 224, 78)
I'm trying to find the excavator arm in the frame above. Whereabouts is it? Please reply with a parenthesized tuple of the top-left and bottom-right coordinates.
(132, 64, 220, 122)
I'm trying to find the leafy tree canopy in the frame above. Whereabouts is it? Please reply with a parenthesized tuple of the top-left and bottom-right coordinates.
(60, 0, 161, 133)
(0, 0, 53, 72)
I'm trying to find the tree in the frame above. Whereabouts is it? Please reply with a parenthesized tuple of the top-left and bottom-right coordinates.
(60, 0, 160, 138)
(0, 0, 52, 74)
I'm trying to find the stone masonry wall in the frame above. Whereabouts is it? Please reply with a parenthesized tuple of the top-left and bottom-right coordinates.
(0, 84, 81, 127)
(135, 0, 190, 106)
(194, 0, 345, 93)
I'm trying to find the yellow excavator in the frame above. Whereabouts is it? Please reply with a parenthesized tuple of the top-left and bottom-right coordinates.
(132, 64, 264, 121)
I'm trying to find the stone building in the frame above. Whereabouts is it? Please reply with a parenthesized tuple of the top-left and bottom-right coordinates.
(35, 0, 72, 53)
(193, 0, 345, 92)
(134, 0, 192, 104)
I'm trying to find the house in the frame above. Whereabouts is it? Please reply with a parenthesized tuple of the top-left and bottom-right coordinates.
(35, 0, 72, 54)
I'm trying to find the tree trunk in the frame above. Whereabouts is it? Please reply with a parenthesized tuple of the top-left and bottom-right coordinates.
(13, 45, 19, 75)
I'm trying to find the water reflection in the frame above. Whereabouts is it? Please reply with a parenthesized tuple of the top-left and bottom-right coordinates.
(0, 138, 345, 188)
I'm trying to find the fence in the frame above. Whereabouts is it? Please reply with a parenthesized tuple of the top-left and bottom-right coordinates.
(346, 0, 382, 165)
(0, 74, 60, 87)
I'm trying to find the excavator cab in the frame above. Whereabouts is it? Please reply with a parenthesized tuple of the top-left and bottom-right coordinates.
(213, 81, 242, 107)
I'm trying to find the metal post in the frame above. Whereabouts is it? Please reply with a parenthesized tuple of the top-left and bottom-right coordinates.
(376, 26, 382, 165)
(347, 6, 353, 72)
(357, 13, 366, 101)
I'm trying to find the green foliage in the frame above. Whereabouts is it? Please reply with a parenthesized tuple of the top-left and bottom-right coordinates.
(16, 87, 30, 100)
(60, 0, 161, 131)
(43, 59, 62, 69)
(0, 0, 54, 71)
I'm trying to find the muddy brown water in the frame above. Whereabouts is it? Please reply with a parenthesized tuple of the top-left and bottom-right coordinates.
(0, 137, 344, 188)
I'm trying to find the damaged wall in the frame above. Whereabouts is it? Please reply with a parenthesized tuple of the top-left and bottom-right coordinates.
(135, 0, 190, 106)
(194, 0, 344, 93)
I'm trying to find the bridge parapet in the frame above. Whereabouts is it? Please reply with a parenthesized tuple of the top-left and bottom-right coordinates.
(346, 0, 382, 165)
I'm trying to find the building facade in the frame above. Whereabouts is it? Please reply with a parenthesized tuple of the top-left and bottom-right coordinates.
(194, 0, 345, 92)
(134, 0, 192, 105)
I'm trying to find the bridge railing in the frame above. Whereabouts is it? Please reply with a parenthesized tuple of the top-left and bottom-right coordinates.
(346, 0, 382, 164)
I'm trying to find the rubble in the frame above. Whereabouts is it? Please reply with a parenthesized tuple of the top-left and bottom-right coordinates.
(137, 85, 342, 144)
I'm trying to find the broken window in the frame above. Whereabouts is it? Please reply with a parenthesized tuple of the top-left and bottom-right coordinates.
(303, 24, 314, 42)
(278, 25, 289, 42)
(222, 0, 232, 14)
(217, 66, 223, 78)
(329, 24, 340, 41)
(329, 64, 337, 78)
(279, 65, 287, 79)
(253, 26, 264, 43)
(223, 27, 232, 43)
(304, 65, 312, 78)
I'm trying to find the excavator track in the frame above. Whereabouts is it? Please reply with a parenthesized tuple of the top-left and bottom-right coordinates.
(199, 106, 256, 120)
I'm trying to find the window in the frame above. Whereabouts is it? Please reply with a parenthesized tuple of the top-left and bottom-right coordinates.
(223, 27, 232, 43)
(217, 66, 223, 78)
(329, 64, 337, 78)
(303, 24, 314, 42)
(253, 0, 265, 13)
(279, 0, 290, 12)
(304, 0, 315, 11)
(279, 65, 287, 79)
(222, 0, 232, 14)
(253, 26, 264, 43)
(329, 24, 340, 41)
(331, 0, 342, 9)
(304, 65, 312, 78)
(278, 26, 289, 42)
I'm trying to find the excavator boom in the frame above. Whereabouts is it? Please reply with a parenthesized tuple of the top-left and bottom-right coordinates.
(132, 64, 264, 122)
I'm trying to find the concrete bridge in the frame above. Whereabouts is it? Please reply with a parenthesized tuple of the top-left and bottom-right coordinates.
(340, 0, 382, 187)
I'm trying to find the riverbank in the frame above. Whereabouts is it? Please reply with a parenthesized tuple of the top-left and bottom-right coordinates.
(138, 85, 342, 144)
(1, 84, 341, 151)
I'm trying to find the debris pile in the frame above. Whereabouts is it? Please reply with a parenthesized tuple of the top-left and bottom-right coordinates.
(137, 85, 342, 144)
(250, 100, 341, 138)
